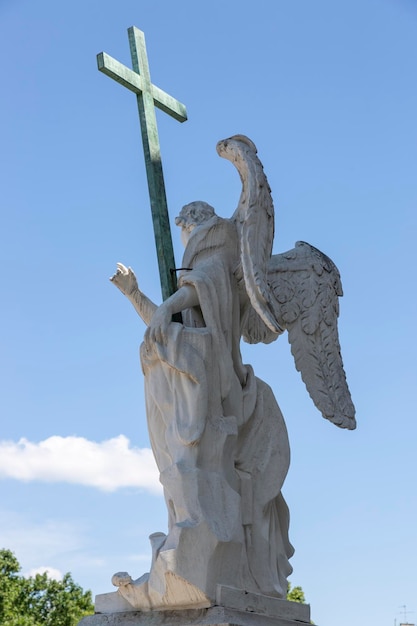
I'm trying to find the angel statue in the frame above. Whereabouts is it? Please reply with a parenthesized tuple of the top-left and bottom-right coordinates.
(108, 135, 355, 613)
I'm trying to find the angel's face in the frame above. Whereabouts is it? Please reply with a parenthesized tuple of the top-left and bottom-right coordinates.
(175, 202, 216, 247)
(180, 221, 196, 247)
(175, 212, 196, 247)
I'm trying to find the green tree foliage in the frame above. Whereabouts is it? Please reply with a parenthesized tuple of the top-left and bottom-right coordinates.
(287, 582, 306, 603)
(0, 549, 94, 626)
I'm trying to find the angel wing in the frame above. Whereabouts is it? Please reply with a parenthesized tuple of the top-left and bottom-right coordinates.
(269, 242, 356, 429)
(217, 135, 356, 430)
(216, 135, 283, 338)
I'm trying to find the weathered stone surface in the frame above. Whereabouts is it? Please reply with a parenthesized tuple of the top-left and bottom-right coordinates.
(215, 587, 310, 623)
(79, 603, 310, 626)
(95, 591, 138, 614)
(94, 586, 310, 623)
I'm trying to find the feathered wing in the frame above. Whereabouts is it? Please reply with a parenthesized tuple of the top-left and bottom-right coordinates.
(216, 135, 356, 429)
(216, 135, 283, 339)
(268, 242, 356, 430)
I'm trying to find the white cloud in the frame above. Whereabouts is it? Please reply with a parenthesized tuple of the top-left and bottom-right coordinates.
(0, 435, 161, 493)
(26, 566, 63, 581)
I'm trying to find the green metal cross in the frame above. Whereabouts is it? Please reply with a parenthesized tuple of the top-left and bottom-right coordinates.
(97, 26, 187, 301)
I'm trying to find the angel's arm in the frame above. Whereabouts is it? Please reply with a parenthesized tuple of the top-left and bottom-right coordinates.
(147, 284, 199, 343)
(111, 263, 200, 340)
(110, 263, 157, 327)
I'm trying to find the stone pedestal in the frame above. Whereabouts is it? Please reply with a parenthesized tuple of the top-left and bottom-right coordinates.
(78, 586, 311, 626)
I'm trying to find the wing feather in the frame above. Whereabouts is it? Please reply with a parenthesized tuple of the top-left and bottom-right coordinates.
(217, 135, 282, 336)
(269, 242, 356, 429)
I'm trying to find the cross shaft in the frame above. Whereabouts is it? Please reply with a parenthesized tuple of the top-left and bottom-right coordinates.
(97, 26, 187, 301)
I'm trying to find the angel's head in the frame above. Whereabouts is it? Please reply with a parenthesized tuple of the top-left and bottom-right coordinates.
(175, 201, 216, 246)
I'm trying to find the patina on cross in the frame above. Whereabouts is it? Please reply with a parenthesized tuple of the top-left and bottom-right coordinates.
(97, 26, 187, 301)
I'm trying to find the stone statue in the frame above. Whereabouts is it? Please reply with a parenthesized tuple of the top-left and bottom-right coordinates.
(108, 135, 355, 613)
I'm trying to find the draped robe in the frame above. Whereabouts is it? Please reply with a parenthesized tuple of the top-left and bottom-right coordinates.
(139, 215, 294, 605)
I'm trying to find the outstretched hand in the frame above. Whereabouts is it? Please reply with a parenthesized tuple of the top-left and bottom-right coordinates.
(110, 263, 138, 297)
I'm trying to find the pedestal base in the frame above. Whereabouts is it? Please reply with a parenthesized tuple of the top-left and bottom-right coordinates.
(78, 586, 311, 626)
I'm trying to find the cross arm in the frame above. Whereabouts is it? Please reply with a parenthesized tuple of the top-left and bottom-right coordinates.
(152, 85, 187, 122)
(97, 52, 142, 93)
(97, 52, 187, 123)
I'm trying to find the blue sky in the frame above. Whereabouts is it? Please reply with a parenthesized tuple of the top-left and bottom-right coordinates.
(1, 1, 416, 624)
